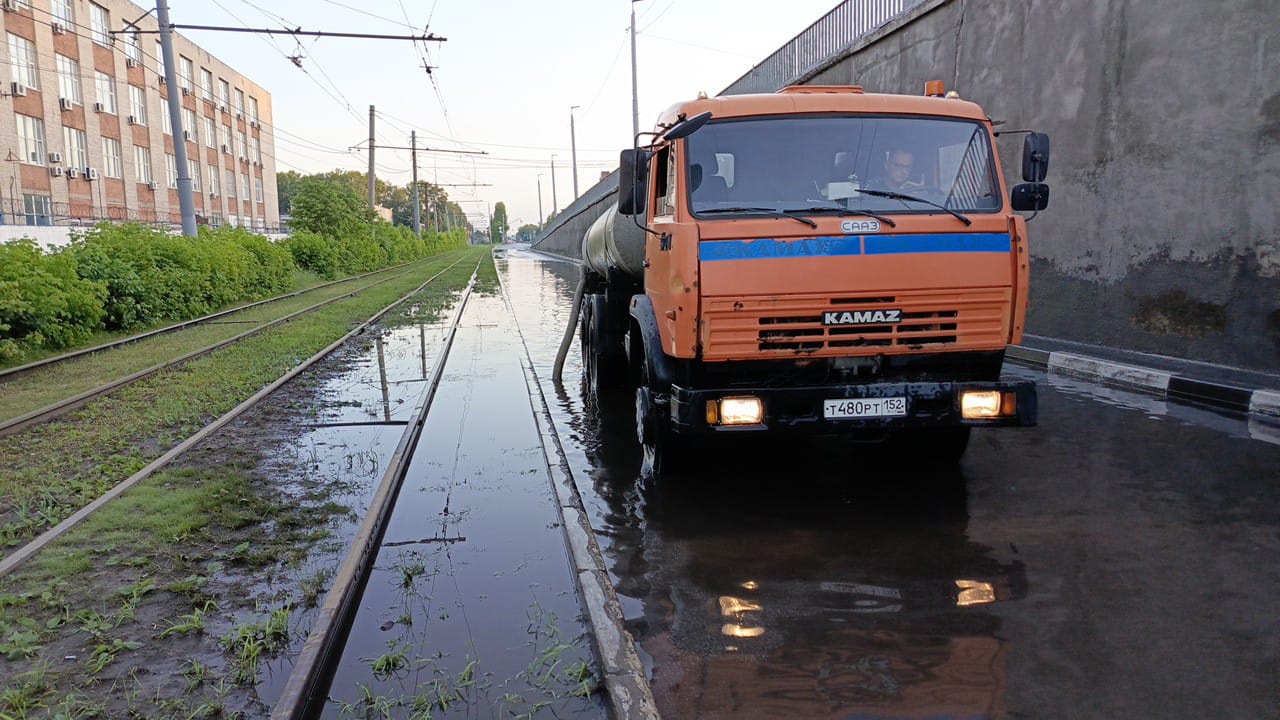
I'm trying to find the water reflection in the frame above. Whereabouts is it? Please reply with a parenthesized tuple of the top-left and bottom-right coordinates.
(585, 394, 1022, 719)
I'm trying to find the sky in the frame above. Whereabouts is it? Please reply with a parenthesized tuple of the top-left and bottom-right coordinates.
(165, 0, 848, 231)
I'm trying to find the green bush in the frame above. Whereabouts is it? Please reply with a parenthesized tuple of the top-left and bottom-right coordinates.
(0, 239, 105, 360)
(282, 230, 339, 278)
(204, 225, 294, 296)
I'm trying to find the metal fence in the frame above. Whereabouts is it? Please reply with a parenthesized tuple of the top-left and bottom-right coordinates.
(0, 197, 286, 234)
(720, 0, 925, 96)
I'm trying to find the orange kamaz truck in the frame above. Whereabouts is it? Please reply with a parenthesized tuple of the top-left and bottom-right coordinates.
(574, 83, 1051, 474)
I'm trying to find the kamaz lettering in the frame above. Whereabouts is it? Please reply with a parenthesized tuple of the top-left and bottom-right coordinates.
(822, 309, 903, 326)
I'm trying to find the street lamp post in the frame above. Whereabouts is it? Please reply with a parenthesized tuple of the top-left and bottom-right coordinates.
(631, 0, 642, 141)
(550, 154, 558, 217)
(570, 105, 580, 200)
(537, 174, 544, 227)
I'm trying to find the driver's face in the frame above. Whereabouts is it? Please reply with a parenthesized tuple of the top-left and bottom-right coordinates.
(885, 151, 913, 187)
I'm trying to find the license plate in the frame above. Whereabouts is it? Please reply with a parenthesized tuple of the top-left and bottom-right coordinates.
(823, 397, 907, 419)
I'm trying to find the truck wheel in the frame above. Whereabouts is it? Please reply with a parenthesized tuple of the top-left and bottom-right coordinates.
(580, 295, 626, 396)
(635, 355, 684, 477)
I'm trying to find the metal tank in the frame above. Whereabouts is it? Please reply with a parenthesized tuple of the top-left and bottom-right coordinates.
(581, 205, 647, 279)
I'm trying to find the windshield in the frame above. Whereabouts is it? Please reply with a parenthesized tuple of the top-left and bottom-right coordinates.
(685, 115, 1000, 215)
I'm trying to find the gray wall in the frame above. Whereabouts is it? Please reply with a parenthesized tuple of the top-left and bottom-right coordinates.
(540, 0, 1280, 372)
(807, 0, 1280, 371)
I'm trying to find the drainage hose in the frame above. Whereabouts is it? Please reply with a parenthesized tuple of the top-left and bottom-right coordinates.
(552, 270, 587, 382)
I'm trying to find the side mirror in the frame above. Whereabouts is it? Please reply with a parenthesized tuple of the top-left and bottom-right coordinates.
(661, 111, 713, 141)
(1021, 132, 1050, 182)
(1011, 182, 1050, 211)
(618, 148, 650, 216)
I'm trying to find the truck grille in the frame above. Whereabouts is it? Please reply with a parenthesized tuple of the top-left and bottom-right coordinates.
(701, 289, 1011, 360)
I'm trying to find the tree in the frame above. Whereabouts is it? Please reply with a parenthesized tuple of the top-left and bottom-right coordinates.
(489, 202, 508, 243)
(276, 170, 304, 216)
(516, 223, 540, 242)
(289, 177, 374, 238)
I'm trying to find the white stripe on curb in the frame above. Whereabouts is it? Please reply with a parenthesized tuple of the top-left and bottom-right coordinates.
(1047, 351, 1172, 393)
(1251, 390, 1280, 417)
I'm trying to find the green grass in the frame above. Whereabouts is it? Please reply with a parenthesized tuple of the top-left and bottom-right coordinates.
(0, 248, 485, 550)
(0, 254, 468, 422)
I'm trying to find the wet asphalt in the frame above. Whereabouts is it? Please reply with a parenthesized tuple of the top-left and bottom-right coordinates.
(496, 246, 1280, 720)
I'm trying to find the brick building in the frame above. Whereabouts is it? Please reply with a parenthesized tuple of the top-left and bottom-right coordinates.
(1, 0, 278, 230)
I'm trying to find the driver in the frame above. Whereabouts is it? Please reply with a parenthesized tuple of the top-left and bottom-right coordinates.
(870, 148, 924, 191)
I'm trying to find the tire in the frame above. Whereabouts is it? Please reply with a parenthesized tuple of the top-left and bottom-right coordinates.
(635, 354, 684, 477)
(581, 295, 626, 397)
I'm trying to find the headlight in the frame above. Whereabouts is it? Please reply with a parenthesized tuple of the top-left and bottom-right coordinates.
(961, 390, 1003, 418)
(717, 396, 763, 425)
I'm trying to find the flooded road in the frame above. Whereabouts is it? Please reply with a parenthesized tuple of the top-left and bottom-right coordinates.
(497, 246, 1280, 719)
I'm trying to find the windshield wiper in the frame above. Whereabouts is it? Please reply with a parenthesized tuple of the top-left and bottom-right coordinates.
(698, 206, 817, 228)
(789, 204, 897, 228)
(857, 189, 972, 226)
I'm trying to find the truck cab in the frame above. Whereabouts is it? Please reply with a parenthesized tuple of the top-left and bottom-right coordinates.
(583, 84, 1050, 475)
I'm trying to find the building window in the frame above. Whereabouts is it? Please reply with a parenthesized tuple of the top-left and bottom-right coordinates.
(15, 114, 45, 165)
(56, 55, 82, 105)
(102, 137, 122, 178)
(165, 154, 178, 188)
(162, 103, 172, 135)
(63, 126, 88, 170)
(134, 146, 152, 184)
(225, 169, 235, 198)
(236, 130, 247, 159)
(204, 116, 217, 148)
(242, 173, 250, 199)
(249, 97, 260, 124)
(234, 88, 245, 116)
(154, 41, 163, 76)
(51, 0, 74, 27)
(254, 177, 263, 202)
(23, 194, 52, 227)
(208, 165, 219, 195)
(181, 107, 198, 143)
(218, 79, 230, 107)
(89, 3, 110, 47)
(124, 32, 141, 63)
(200, 68, 213, 101)
(221, 124, 232, 152)
(8, 34, 40, 90)
(94, 72, 117, 115)
(189, 160, 201, 192)
(252, 136, 262, 164)
(128, 85, 147, 125)
(179, 55, 193, 92)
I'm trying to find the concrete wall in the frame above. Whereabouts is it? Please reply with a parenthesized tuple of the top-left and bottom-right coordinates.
(539, 0, 1280, 372)
(806, 0, 1280, 371)
(532, 170, 617, 258)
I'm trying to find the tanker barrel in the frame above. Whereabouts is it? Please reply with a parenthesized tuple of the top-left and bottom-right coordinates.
(581, 205, 646, 279)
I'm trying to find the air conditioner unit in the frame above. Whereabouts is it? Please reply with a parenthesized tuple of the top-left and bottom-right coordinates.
(146, 180, 158, 190)
(219, 104, 227, 113)
(51, 22, 65, 35)
(238, 155, 247, 163)
(209, 191, 217, 197)
(182, 130, 192, 141)
(158, 76, 166, 85)
(48, 152, 62, 164)
(235, 111, 243, 120)
(59, 97, 73, 111)
(87, 168, 99, 180)
(220, 144, 229, 153)
(10, 82, 26, 97)
(126, 58, 139, 69)
(180, 87, 190, 96)
(93, 102, 105, 113)
(67, 167, 81, 179)
(2, 0, 19, 13)
(49, 166, 64, 177)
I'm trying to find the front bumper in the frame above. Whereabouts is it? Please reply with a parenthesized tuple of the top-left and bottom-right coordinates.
(670, 380, 1037, 434)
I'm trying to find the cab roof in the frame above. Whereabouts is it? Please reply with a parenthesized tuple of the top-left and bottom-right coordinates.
(655, 86, 991, 130)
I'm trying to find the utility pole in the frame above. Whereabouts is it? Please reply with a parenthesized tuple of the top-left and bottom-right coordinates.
(550, 154, 558, 216)
(631, 0, 641, 141)
(570, 105, 579, 200)
(537, 174, 543, 227)
(157, 0, 195, 237)
(367, 105, 376, 209)
(410, 131, 420, 237)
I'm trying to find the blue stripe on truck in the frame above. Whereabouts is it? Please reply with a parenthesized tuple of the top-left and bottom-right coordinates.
(699, 233, 1011, 261)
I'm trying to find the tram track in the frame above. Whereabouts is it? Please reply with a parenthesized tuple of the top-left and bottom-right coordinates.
(0, 251, 471, 436)
(0, 255, 482, 577)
